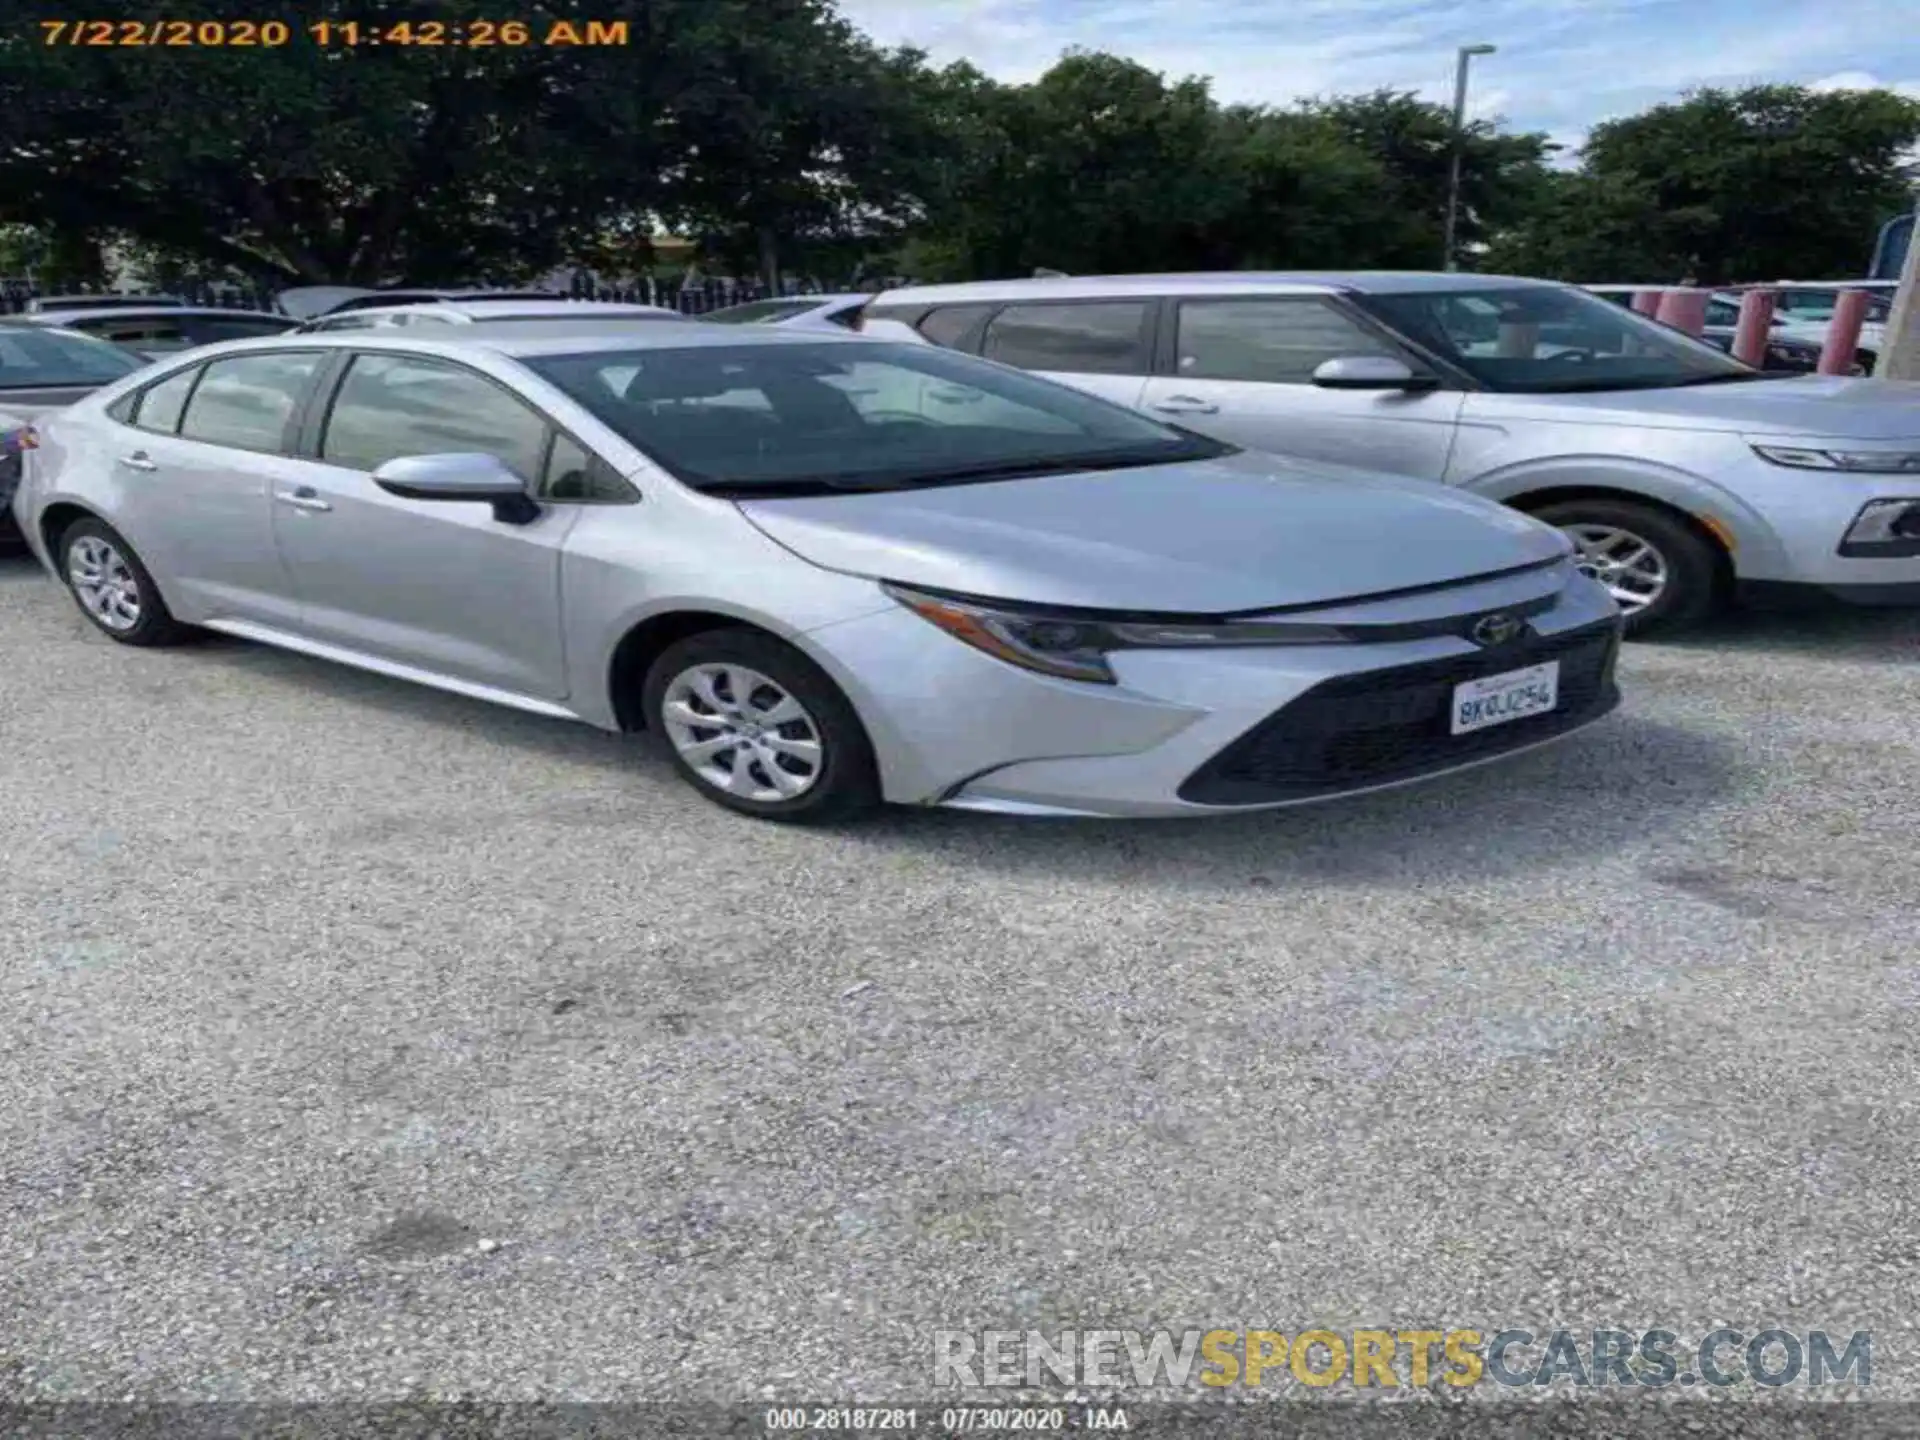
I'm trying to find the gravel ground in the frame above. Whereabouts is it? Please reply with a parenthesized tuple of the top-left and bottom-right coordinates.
(2, 548, 1918, 1407)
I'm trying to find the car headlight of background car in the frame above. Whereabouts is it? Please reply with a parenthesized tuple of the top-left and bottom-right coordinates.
(882, 582, 1348, 684)
(1751, 444, 1920, 474)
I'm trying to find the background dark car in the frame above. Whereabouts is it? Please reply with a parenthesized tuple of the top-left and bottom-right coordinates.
(22, 306, 298, 359)
(0, 324, 149, 545)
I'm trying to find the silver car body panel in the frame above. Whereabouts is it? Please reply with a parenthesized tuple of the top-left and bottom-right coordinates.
(14, 326, 1620, 818)
(870, 272, 1920, 596)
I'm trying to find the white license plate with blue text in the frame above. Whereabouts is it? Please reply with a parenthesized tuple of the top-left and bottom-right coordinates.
(1451, 661, 1559, 735)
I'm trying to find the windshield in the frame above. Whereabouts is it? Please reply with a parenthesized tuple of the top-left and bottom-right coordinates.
(522, 340, 1230, 494)
(0, 325, 147, 388)
(702, 299, 822, 325)
(1354, 285, 1756, 394)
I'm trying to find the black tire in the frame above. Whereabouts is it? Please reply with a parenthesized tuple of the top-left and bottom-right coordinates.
(1531, 498, 1725, 638)
(641, 628, 881, 824)
(1855, 349, 1877, 375)
(56, 516, 192, 647)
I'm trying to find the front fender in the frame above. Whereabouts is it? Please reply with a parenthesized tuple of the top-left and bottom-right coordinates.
(1460, 453, 1789, 577)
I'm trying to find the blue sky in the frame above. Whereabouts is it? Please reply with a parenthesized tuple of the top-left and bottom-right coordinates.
(836, 0, 1920, 160)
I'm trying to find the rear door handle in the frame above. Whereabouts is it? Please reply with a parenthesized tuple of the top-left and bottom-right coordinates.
(1150, 396, 1218, 415)
(276, 487, 331, 513)
(117, 452, 158, 472)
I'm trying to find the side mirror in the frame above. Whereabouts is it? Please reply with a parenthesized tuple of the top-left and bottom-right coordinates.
(1310, 355, 1438, 392)
(372, 452, 540, 526)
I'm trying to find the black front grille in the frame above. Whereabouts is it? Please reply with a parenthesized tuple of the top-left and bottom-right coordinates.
(1178, 620, 1623, 806)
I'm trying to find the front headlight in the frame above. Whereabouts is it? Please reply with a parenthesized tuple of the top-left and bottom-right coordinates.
(1752, 444, 1920, 474)
(882, 583, 1347, 685)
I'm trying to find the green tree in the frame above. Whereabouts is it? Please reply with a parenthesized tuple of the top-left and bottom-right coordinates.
(1304, 90, 1557, 269)
(0, 0, 897, 286)
(1490, 84, 1920, 283)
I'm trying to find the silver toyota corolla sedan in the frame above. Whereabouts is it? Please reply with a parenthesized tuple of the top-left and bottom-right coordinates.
(11, 324, 1623, 822)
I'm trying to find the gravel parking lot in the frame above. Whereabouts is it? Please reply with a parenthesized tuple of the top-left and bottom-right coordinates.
(3, 547, 1918, 1405)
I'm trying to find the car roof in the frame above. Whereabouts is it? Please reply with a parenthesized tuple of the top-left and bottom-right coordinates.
(30, 306, 290, 323)
(874, 271, 1562, 305)
(195, 322, 864, 361)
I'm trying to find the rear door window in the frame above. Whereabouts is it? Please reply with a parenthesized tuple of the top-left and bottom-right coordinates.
(177, 351, 326, 452)
(127, 365, 203, 434)
(980, 301, 1151, 375)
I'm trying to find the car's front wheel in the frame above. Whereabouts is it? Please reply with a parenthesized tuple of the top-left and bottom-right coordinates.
(642, 628, 881, 823)
(58, 517, 191, 646)
(1532, 498, 1724, 638)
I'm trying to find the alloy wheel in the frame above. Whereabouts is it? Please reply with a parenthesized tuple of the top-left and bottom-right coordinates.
(1562, 523, 1668, 614)
(660, 662, 825, 802)
(67, 534, 143, 632)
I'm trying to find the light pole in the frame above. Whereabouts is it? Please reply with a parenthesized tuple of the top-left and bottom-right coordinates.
(1442, 43, 1497, 272)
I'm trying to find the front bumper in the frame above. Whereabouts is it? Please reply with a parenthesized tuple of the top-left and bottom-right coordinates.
(808, 566, 1623, 819)
(1725, 444, 1920, 590)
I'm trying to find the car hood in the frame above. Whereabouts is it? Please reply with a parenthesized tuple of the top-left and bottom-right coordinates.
(1474, 375, 1920, 440)
(736, 450, 1567, 613)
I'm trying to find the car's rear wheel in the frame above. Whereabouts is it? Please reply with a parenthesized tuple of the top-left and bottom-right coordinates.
(58, 517, 190, 646)
(642, 628, 881, 823)
(1532, 498, 1724, 638)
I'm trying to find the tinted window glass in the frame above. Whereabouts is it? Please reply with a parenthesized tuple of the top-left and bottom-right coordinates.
(0, 326, 145, 389)
(186, 316, 298, 343)
(74, 318, 192, 351)
(916, 304, 994, 350)
(981, 302, 1148, 374)
(1175, 299, 1399, 383)
(523, 339, 1224, 493)
(312, 314, 381, 332)
(543, 432, 636, 502)
(321, 352, 548, 479)
(130, 365, 201, 434)
(178, 351, 323, 451)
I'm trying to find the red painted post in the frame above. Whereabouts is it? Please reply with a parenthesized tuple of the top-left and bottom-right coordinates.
(1818, 289, 1870, 375)
(1631, 290, 1664, 316)
(1731, 289, 1777, 366)
(1655, 287, 1708, 336)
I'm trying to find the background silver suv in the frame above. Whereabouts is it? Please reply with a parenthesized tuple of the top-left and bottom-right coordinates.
(868, 273, 1920, 635)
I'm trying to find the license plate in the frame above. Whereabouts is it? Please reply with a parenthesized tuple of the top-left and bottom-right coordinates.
(1451, 661, 1559, 735)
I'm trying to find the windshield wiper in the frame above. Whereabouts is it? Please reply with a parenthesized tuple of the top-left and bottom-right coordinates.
(714, 444, 1215, 497)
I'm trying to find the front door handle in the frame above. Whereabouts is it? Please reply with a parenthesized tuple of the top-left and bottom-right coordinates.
(117, 452, 158, 472)
(1150, 396, 1219, 415)
(276, 487, 332, 513)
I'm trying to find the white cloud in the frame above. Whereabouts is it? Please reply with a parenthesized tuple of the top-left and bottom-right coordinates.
(836, 0, 1920, 143)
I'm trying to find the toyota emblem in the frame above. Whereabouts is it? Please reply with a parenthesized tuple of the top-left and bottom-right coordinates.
(1470, 613, 1522, 647)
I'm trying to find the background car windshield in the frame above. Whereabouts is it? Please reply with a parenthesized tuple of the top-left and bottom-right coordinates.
(0, 326, 147, 387)
(524, 340, 1213, 490)
(1355, 286, 1751, 393)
